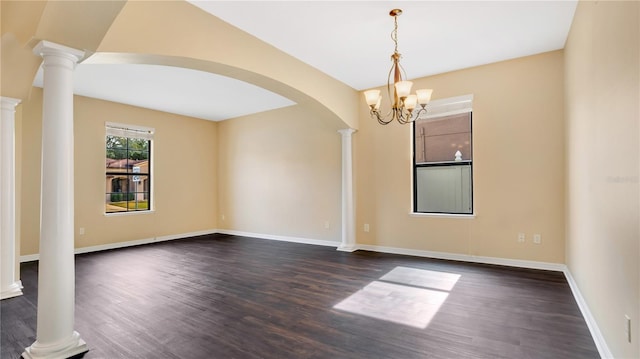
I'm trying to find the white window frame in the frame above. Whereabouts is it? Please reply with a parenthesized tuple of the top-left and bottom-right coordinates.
(410, 94, 475, 218)
(105, 122, 155, 215)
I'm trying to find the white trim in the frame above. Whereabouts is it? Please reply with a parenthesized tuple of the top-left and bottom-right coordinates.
(106, 122, 154, 139)
(104, 209, 156, 217)
(563, 269, 613, 359)
(0, 280, 23, 300)
(337, 244, 357, 252)
(20, 254, 39, 263)
(420, 94, 473, 120)
(356, 243, 566, 272)
(409, 212, 476, 219)
(216, 229, 340, 248)
(20, 229, 217, 262)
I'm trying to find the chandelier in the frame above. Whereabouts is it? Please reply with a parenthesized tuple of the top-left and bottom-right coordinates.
(363, 9, 433, 125)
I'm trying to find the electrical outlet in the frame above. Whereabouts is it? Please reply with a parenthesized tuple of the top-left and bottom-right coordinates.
(79, 227, 85, 235)
(518, 233, 525, 243)
(324, 220, 330, 229)
(222, 214, 226, 221)
(625, 315, 631, 343)
(533, 234, 541, 244)
(364, 224, 370, 232)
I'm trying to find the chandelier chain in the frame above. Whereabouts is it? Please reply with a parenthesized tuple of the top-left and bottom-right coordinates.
(392, 15, 399, 54)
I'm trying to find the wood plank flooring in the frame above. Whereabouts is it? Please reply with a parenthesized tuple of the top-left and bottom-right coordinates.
(1, 234, 599, 358)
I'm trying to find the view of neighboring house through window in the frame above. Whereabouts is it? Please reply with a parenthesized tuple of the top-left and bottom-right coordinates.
(413, 95, 473, 215)
(105, 123, 153, 213)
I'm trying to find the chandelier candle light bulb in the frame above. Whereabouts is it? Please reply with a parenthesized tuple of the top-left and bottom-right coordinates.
(364, 9, 433, 125)
(395, 80, 413, 99)
(416, 89, 433, 105)
(365, 89, 381, 107)
(404, 94, 418, 111)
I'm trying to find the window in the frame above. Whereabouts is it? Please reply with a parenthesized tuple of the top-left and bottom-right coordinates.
(105, 123, 154, 213)
(413, 95, 473, 215)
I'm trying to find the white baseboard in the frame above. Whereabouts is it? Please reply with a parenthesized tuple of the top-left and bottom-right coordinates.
(355, 243, 566, 272)
(564, 269, 613, 359)
(19, 229, 218, 262)
(216, 229, 340, 248)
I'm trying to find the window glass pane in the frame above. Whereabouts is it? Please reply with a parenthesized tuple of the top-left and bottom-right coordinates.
(106, 176, 129, 193)
(106, 189, 132, 213)
(128, 150, 149, 161)
(128, 138, 149, 152)
(106, 136, 127, 151)
(105, 202, 127, 213)
(128, 159, 149, 175)
(106, 156, 128, 171)
(414, 109, 472, 214)
(105, 131, 151, 213)
(126, 200, 149, 211)
(415, 113, 471, 163)
(106, 148, 128, 161)
(416, 165, 472, 214)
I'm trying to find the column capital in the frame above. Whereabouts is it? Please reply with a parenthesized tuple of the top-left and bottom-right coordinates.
(33, 40, 84, 63)
(338, 128, 356, 137)
(1, 97, 21, 111)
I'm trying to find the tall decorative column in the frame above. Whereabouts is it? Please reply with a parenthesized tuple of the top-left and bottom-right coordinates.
(337, 128, 356, 252)
(1, 97, 23, 300)
(23, 41, 88, 359)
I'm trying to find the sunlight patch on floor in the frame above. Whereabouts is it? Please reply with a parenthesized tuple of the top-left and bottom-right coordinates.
(380, 266, 461, 291)
(333, 267, 461, 329)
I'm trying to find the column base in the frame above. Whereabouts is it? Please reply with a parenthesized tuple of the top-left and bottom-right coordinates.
(1, 280, 23, 300)
(22, 331, 88, 359)
(337, 245, 357, 252)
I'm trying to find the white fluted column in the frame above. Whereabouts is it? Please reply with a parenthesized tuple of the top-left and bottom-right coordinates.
(1, 97, 23, 300)
(23, 41, 87, 359)
(337, 128, 356, 252)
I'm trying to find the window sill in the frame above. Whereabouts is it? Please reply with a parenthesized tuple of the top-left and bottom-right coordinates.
(105, 210, 155, 217)
(410, 212, 476, 219)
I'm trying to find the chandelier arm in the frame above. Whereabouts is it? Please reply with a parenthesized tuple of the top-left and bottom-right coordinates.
(387, 62, 397, 110)
(412, 105, 428, 121)
(397, 109, 413, 125)
(397, 62, 408, 85)
(371, 108, 394, 125)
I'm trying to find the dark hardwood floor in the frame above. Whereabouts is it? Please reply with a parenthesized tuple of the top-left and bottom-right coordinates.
(1, 234, 599, 358)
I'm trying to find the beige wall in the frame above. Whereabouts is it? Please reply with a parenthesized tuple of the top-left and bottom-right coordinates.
(565, 1, 640, 358)
(356, 51, 565, 263)
(20, 88, 218, 255)
(217, 105, 342, 242)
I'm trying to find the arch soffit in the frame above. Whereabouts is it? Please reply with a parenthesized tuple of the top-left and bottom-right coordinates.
(84, 52, 355, 129)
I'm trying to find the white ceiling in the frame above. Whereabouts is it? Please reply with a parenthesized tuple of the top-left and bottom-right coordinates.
(33, 1, 578, 122)
(33, 64, 295, 122)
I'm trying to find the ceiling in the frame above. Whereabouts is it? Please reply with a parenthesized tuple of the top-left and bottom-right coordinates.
(33, 1, 578, 122)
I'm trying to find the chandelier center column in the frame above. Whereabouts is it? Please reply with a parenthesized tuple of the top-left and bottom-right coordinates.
(1, 97, 23, 300)
(337, 128, 356, 252)
(23, 41, 88, 359)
